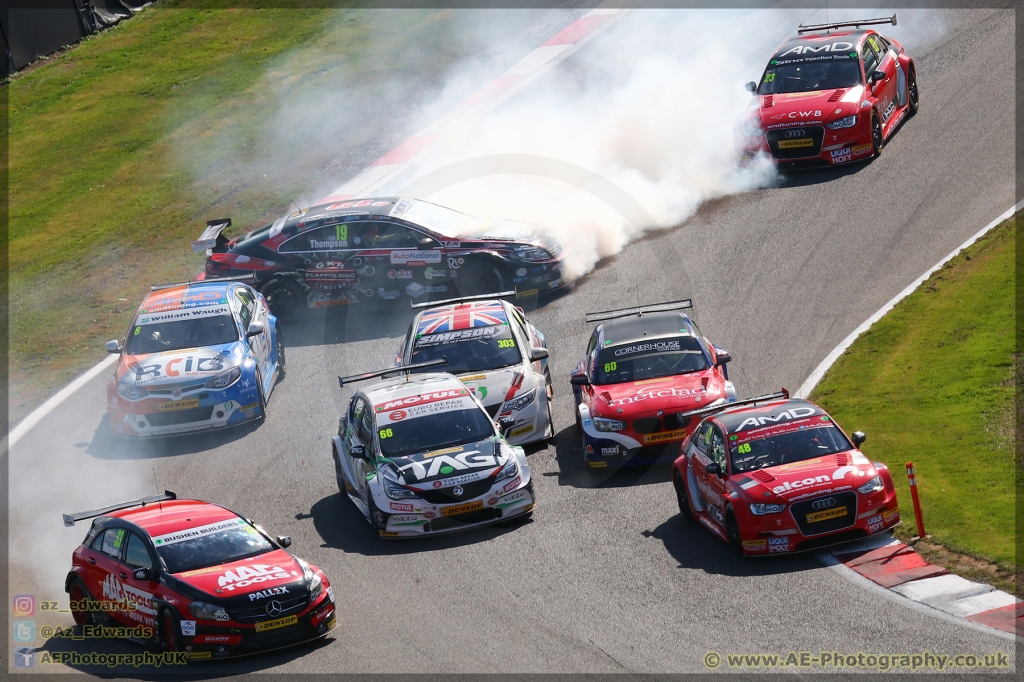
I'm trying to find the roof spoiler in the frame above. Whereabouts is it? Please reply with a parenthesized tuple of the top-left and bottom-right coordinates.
(672, 390, 790, 426)
(63, 491, 177, 527)
(411, 290, 517, 309)
(192, 218, 232, 253)
(339, 358, 448, 388)
(150, 272, 256, 291)
(797, 14, 895, 34)
(585, 299, 692, 323)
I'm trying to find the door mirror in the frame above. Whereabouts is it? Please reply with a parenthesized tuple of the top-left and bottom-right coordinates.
(714, 352, 732, 367)
(497, 416, 516, 436)
(529, 347, 549, 361)
(869, 70, 886, 83)
(277, 535, 292, 548)
(105, 340, 122, 354)
(133, 567, 153, 581)
(350, 444, 367, 459)
(745, 81, 757, 93)
(705, 461, 722, 476)
(851, 431, 867, 447)
(246, 322, 265, 338)
(570, 373, 590, 386)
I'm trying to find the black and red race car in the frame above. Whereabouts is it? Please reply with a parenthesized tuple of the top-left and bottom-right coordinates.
(671, 392, 900, 556)
(569, 300, 736, 467)
(62, 492, 335, 660)
(737, 14, 918, 169)
(193, 197, 567, 317)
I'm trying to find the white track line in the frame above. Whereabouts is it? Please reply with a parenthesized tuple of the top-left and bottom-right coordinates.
(796, 199, 1024, 399)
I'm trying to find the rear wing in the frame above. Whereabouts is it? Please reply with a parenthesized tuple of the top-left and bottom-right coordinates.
(585, 299, 692, 323)
(339, 358, 448, 388)
(411, 290, 517, 310)
(672, 390, 790, 427)
(63, 491, 177, 527)
(192, 219, 232, 253)
(150, 273, 256, 291)
(797, 14, 895, 34)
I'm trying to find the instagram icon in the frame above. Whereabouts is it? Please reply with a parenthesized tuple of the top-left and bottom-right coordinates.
(12, 594, 35, 617)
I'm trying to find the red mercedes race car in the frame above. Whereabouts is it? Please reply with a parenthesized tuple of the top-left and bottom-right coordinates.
(569, 300, 736, 468)
(671, 392, 901, 555)
(63, 492, 336, 660)
(737, 14, 918, 170)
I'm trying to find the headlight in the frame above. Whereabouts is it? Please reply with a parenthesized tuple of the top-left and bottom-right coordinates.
(515, 246, 554, 262)
(189, 601, 230, 622)
(495, 458, 518, 483)
(381, 468, 419, 500)
(741, 121, 763, 136)
(749, 503, 786, 515)
(205, 366, 241, 389)
(826, 115, 858, 130)
(857, 475, 884, 494)
(117, 382, 147, 401)
(593, 417, 626, 432)
(502, 388, 536, 413)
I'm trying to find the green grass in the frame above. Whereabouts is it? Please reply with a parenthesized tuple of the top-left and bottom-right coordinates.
(7, 2, 532, 421)
(811, 216, 1017, 569)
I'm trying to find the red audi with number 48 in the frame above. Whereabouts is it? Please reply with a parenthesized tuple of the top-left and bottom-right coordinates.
(671, 392, 900, 555)
(63, 492, 336, 660)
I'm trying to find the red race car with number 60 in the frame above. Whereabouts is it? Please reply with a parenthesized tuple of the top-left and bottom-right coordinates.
(671, 392, 900, 555)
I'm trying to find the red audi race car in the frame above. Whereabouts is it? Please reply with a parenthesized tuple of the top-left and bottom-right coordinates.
(193, 197, 567, 317)
(671, 392, 901, 555)
(737, 14, 918, 170)
(569, 300, 736, 467)
(62, 492, 336, 660)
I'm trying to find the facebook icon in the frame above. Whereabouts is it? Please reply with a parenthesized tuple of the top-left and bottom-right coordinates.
(14, 646, 35, 668)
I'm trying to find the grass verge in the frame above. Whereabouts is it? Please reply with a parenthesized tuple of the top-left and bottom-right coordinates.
(811, 215, 1017, 595)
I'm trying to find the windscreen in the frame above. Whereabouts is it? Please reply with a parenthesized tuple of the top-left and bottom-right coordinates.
(595, 336, 709, 384)
(730, 424, 854, 473)
(154, 520, 274, 575)
(374, 394, 494, 458)
(126, 315, 238, 355)
(410, 324, 521, 373)
(758, 60, 862, 94)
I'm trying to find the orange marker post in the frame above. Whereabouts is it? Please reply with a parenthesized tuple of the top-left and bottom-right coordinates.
(905, 462, 926, 538)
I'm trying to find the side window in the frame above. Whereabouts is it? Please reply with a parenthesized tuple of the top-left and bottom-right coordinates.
(280, 223, 353, 252)
(101, 528, 126, 559)
(235, 289, 254, 329)
(692, 422, 711, 455)
(862, 38, 880, 76)
(709, 427, 727, 468)
(356, 221, 427, 249)
(358, 403, 374, 444)
(124, 533, 153, 570)
(350, 398, 366, 426)
(89, 530, 107, 552)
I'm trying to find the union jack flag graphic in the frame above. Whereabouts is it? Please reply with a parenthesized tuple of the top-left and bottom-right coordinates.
(416, 301, 508, 335)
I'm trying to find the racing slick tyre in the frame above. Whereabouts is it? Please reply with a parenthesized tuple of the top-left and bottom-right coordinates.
(332, 445, 347, 496)
(261, 277, 305, 320)
(543, 372, 555, 439)
(68, 577, 96, 627)
(673, 471, 692, 520)
(907, 69, 919, 116)
(458, 259, 506, 297)
(160, 607, 182, 653)
(574, 402, 582, 434)
(256, 369, 268, 419)
(275, 324, 287, 380)
(725, 508, 745, 557)
(366, 490, 385, 532)
(870, 111, 885, 157)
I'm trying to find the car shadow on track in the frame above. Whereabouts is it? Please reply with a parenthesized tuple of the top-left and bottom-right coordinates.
(548, 425, 673, 489)
(84, 415, 264, 460)
(26, 624, 334, 678)
(772, 158, 874, 188)
(643, 513, 820, 578)
(305, 492, 532, 557)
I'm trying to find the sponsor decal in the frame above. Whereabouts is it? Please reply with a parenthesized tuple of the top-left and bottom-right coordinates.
(311, 298, 351, 308)
(254, 615, 298, 633)
(180, 564, 227, 578)
(388, 269, 413, 279)
(868, 521, 884, 533)
(600, 446, 621, 455)
(443, 240, 461, 248)
(415, 325, 505, 347)
(326, 200, 389, 211)
(503, 476, 521, 493)
(447, 257, 464, 269)
(778, 41, 854, 57)
(390, 250, 442, 265)
(882, 508, 900, 524)
(607, 385, 699, 407)
(509, 424, 534, 438)
(866, 514, 883, 525)
(829, 147, 851, 157)
(516, 268, 527, 277)
(390, 502, 414, 512)
(441, 500, 484, 517)
(424, 511, 436, 518)
(882, 100, 896, 122)
(137, 304, 232, 326)
(389, 198, 413, 217)
(642, 428, 688, 444)
(778, 138, 814, 149)
(517, 289, 538, 298)
(806, 507, 847, 523)
(399, 451, 497, 481)
(768, 536, 790, 553)
(405, 282, 426, 298)
(153, 518, 246, 547)
(424, 285, 448, 293)
(181, 620, 196, 636)
(767, 120, 822, 129)
(830, 151, 852, 164)
(101, 575, 155, 626)
(216, 564, 291, 592)
(852, 143, 873, 156)
(376, 389, 469, 412)
(248, 586, 289, 602)
(498, 489, 530, 505)
(189, 651, 213, 660)
(461, 374, 487, 381)
(388, 515, 422, 524)
(634, 377, 673, 386)
(194, 634, 241, 645)
(737, 407, 818, 431)
(589, 461, 607, 468)
(379, 531, 400, 537)
(779, 458, 823, 470)
(421, 445, 465, 458)
(613, 340, 681, 356)
(389, 410, 407, 421)
(743, 539, 768, 551)
(157, 398, 199, 412)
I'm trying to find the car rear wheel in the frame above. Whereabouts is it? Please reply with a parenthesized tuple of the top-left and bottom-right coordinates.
(907, 69, 919, 116)
(161, 608, 182, 653)
(274, 324, 287, 380)
(871, 111, 884, 157)
(673, 471, 692, 520)
(68, 578, 94, 627)
(261, 277, 305, 319)
(458, 260, 505, 297)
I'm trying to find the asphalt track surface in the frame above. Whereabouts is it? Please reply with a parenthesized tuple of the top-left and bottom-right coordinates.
(7, 8, 1017, 676)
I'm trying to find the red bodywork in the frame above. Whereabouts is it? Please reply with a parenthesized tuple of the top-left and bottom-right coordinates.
(671, 398, 900, 555)
(65, 499, 335, 660)
(737, 29, 916, 169)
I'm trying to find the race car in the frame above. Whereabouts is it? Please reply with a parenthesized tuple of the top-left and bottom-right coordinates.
(569, 300, 736, 467)
(193, 197, 567, 317)
(331, 360, 535, 537)
(395, 292, 553, 446)
(737, 14, 918, 170)
(62, 492, 336, 660)
(104, 275, 284, 437)
(671, 391, 901, 555)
